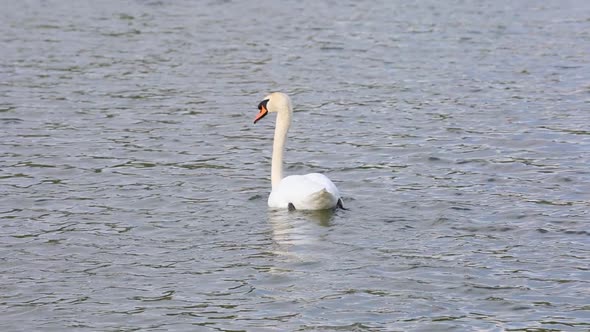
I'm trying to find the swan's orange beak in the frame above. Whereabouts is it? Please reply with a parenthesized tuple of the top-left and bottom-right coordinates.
(253, 107, 267, 124)
(254, 99, 269, 124)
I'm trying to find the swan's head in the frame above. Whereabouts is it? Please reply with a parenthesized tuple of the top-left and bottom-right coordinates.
(254, 92, 292, 124)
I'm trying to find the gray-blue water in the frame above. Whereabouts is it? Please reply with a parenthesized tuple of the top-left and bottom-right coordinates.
(1, 1, 589, 331)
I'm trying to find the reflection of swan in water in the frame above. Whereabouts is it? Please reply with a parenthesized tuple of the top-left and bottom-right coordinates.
(267, 209, 336, 262)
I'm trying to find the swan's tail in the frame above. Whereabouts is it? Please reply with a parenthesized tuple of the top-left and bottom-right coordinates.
(305, 188, 339, 210)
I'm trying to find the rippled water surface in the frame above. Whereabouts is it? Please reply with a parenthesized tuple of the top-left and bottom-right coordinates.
(2, 0, 589, 331)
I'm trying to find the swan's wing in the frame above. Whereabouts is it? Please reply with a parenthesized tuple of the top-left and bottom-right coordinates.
(268, 173, 340, 210)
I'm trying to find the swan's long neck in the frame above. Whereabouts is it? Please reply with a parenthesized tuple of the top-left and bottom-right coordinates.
(271, 106, 292, 189)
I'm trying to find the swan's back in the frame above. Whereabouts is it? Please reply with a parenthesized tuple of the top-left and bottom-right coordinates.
(268, 173, 340, 210)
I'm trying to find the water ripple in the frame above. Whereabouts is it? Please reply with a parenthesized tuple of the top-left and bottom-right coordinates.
(1, 0, 589, 331)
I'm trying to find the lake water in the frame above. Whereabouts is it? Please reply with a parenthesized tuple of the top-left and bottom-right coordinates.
(1, 0, 589, 331)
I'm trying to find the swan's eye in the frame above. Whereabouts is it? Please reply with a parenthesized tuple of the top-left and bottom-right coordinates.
(258, 99, 269, 111)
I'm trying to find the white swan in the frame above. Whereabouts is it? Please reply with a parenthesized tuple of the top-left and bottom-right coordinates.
(253, 92, 344, 211)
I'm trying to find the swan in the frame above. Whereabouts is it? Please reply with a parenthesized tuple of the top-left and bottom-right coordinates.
(253, 92, 344, 211)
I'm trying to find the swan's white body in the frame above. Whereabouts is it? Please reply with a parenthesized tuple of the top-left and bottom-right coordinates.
(269, 173, 340, 210)
(254, 92, 342, 210)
